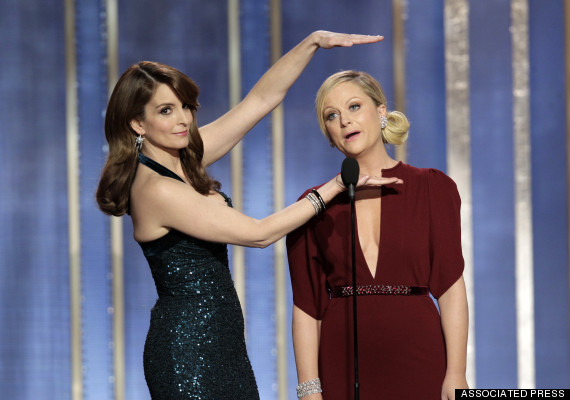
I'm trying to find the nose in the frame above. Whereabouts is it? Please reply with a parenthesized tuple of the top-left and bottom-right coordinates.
(339, 113, 351, 127)
(179, 108, 193, 126)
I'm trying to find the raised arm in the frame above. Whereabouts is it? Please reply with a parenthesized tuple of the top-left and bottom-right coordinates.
(200, 31, 383, 166)
(438, 276, 469, 399)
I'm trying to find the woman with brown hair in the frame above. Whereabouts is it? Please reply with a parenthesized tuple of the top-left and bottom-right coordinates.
(96, 33, 394, 399)
(287, 70, 469, 399)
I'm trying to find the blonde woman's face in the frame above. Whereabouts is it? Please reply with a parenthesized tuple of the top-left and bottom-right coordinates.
(322, 82, 386, 157)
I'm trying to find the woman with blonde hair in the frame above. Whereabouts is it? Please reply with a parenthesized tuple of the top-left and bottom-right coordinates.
(287, 70, 469, 399)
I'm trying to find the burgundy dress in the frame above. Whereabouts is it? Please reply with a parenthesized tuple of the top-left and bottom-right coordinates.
(286, 162, 464, 400)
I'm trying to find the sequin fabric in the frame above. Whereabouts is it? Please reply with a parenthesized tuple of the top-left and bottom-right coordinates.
(137, 153, 259, 399)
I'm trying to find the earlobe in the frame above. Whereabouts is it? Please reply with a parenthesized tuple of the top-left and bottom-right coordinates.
(130, 119, 145, 135)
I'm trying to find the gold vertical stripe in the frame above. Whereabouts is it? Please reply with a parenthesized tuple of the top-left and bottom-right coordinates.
(392, 0, 407, 163)
(65, 0, 82, 398)
(270, 1, 287, 398)
(106, 0, 119, 86)
(110, 216, 125, 400)
(105, 1, 125, 399)
(227, 0, 246, 316)
(443, 0, 476, 388)
(511, 0, 535, 388)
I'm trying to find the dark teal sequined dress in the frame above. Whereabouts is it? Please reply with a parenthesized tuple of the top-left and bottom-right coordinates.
(137, 153, 259, 400)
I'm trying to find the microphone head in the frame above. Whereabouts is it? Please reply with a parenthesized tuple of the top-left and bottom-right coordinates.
(341, 157, 360, 187)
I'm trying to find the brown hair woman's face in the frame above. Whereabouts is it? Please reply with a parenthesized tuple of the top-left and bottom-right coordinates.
(130, 84, 194, 153)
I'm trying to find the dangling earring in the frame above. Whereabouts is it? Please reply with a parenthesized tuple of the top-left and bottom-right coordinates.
(380, 115, 388, 129)
(135, 134, 145, 152)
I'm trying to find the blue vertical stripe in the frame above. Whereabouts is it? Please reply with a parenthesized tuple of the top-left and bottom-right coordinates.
(529, 0, 570, 389)
(239, 1, 278, 398)
(76, 0, 114, 398)
(470, 0, 517, 388)
(0, 0, 71, 398)
(405, 0, 447, 171)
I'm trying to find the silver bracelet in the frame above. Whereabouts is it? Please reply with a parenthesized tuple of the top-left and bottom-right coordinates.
(296, 378, 322, 398)
(305, 192, 323, 216)
(311, 189, 326, 211)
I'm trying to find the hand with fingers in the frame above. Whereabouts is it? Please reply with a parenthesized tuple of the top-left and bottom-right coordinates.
(335, 174, 403, 191)
(312, 30, 384, 49)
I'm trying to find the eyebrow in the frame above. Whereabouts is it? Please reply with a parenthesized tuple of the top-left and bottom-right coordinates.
(322, 107, 337, 117)
(323, 97, 363, 112)
(153, 102, 175, 110)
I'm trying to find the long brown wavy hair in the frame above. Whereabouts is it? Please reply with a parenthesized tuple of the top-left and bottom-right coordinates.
(96, 61, 220, 216)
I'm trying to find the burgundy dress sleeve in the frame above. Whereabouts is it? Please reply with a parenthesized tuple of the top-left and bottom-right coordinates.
(286, 193, 329, 320)
(427, 169, 465, 299)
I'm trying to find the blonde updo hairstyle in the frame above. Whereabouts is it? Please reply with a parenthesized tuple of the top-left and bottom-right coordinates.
(315, 70, 409, 146)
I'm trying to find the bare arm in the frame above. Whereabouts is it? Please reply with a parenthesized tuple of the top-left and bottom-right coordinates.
(133, 172, 400, 247)
(200, 31, 384, 166)
(293, 305, 323, 400)
(438, 276, 469, 400)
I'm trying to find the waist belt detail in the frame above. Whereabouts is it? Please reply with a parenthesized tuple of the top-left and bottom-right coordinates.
(329, 284, 429, 298)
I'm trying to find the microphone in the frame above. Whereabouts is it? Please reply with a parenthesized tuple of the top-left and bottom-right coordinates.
(341, 157, 360, 199)
(341, 156, 361, 399)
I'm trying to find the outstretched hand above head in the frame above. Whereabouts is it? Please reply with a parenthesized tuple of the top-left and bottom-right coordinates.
(313, 30, 384, 49)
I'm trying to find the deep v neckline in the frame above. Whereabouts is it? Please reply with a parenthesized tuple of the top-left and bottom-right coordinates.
(352, 161, 403, 281)
(355, 198, 383, 281)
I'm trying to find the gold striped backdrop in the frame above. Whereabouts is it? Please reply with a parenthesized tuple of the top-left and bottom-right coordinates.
(64, 1, 570, 398)
(65, 0, 82, 398)
(443, 0, 476, 388)
(269, 0, 289, 399)
(511, 0, 535, 388)
(105, 0, 125, 399)
(228, 0, 246, 316)
(393, 0, 407, 164)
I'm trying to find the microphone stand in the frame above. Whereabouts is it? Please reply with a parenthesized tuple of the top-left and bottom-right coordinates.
(349, 184, 359, 400)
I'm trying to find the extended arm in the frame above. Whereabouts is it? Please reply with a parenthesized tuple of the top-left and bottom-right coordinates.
(438, 276, 469, 400)
(200, 31, 383, 166)
(132, 169, 399, 247)
(293, 305, 323, 400)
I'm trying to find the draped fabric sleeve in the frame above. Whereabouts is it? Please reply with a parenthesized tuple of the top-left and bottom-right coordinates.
(286, 193, 329, 320)
(427, 169, 465, 299)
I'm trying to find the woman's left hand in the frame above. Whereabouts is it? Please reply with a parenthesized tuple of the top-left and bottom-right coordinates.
(335, 174, 403, 191)
(312, 31, 384, 49)
(441, 373, 468, 400)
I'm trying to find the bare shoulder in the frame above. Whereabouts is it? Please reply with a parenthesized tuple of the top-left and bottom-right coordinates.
(130, 168, 198, 242)
(131, 168, 190, 207)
